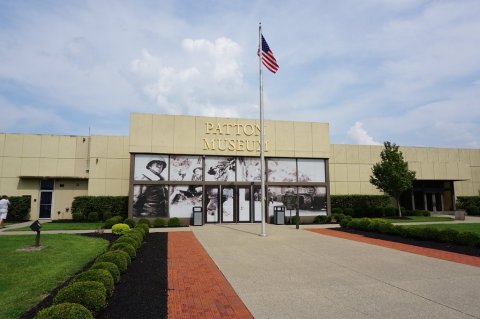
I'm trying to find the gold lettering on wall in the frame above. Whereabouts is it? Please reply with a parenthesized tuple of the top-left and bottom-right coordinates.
(202, 121, 270, 152)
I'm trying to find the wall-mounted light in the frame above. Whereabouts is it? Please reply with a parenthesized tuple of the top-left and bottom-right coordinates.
(96, 158, 99, 164)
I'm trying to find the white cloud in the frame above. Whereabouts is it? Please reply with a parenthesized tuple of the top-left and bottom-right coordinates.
(348, 122, 381, 145)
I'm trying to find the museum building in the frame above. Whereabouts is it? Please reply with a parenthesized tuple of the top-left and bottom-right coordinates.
(0, 113, 479, 223)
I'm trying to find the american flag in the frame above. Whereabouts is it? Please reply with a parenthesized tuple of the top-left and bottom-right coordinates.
(259, 34, 279, 74)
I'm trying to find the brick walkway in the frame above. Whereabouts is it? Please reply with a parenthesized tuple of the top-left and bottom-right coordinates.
(168, 232, 253, 319)
(307, 228, 480, 268)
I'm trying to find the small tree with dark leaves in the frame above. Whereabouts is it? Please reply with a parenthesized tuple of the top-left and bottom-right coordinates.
(370, 142, 416, 217)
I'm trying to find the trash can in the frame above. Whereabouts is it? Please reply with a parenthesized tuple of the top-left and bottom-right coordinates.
(192, 206, 203, 226)
(274, 206, 285, 225)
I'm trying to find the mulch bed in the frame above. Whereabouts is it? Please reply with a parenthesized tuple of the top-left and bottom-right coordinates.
(334, 227, 480, 257)
(21, 232, 168, 319)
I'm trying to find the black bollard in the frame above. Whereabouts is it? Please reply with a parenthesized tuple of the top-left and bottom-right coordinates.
(29, 220, 42, 247)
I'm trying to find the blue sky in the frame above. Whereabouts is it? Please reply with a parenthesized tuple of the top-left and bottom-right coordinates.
(0, 0, 479, 148)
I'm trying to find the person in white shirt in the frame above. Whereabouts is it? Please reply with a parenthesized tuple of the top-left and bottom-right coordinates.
(0, 195, 10, 228)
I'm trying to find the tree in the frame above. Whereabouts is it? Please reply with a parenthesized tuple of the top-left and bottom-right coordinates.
(370, 141, 416, 217)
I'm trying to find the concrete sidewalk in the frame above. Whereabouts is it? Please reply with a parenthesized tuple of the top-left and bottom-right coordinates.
(193, 224, 480, 319)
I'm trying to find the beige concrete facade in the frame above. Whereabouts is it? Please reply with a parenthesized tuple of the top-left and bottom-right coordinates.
(0, 113, 479, 220)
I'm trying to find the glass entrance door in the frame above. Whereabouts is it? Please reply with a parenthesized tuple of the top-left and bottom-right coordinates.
(39, 179, 54, 219)
(221, 186, 235, 223)
(238, 187, 252, 222)
(206, 186, 219, 223)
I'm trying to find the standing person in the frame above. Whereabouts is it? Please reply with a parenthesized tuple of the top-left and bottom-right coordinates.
(0, 195, 10, 228)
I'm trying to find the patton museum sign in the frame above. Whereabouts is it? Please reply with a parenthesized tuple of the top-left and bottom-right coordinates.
(202, 121, 270, 152)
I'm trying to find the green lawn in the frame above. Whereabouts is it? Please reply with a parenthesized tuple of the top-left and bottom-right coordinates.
(406, 223, 480, 235)
(0, 234, 109, 319)
(6, 222, 105, 231)
(374, 216, 454, 223)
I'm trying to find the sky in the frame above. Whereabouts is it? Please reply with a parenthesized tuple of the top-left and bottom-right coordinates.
(0, 0, 479, 148)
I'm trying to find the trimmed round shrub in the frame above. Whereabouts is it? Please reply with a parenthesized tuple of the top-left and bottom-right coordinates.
(135, 225, 148, 236)
(153, 217, 166, 228)
(137, 218, 151, 227)
(438, 228, 459, 243)
(96, 251, 128, 273)
(384, 207, 396, 217)
(343, 208, 354, 217)
(34, 303, 93, 319)
(124, 230, 143, 244)
(113, 249, 131, 266)
(466, 206, 480, 216)
(313, 215, 331, 224)
(112, 223, 130, 235)
(332, 213, 346, 223)
(133, 226, 146, 237)
(91, 262, 120, 284)
(116, 235, 140, 250)
(104, 215, 124, 229)
(87, 212, 99, 222)
(54, 281, 106, 312)
(123, 218, 136, 228)
(72, 212, 84, 222)
(331, 207, 343, 215)
(339, 215, 352, 228)
(74, 269, 114, 297)
(168, 217, 181, 227)
(103, 211, 112, 221)
(454, 231, 480, 247)
(110, 242, 136, 259)
(378, 221, 395, 235)
(128, 228, 145, 240)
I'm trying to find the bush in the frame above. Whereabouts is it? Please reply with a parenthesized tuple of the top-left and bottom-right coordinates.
(137, 218, 151, 227)
(110, 242, 136, 259)
(313, 215, 332, 224)
(87, 212, 99, 222)
(353, 207, 367, 218)
(7, 196, 31, 221)
(54, 281, 106, 312)
(72, 196, 128, 220)
(90, 262, 120, 284)
(343, 208, 354, 217)
(454, 232, 480, 247)
(339, 216, 352, 228)
(330, 195, 391, 210)
(112, 223, 130, 235)
(378, 221, 396, 235)
(456, 196, 480, 210)
(135, 223, 149, 234)
(72, 213, 84, 222)
(102, 211, 112, 221)
(289, 215, 300, 225)
(132, 226, 146, 238)
(465, 206, 480, 216)
(123, 218, 136, 228)
(332, 213, 346, 223)
(104, 216, 124, 229)
(437, 229, 459, 243)
(384, 207, 396, 217)
(128, 228, 145, 240)
(168, 217, 181, 227)
(96, 251, 128, 273)
(153, 218, 166, 228)
(34, 303, 93, 319)
(116, 236, 140, 250)
(73, 269, 114, 297)
(331, 207, 343, 215)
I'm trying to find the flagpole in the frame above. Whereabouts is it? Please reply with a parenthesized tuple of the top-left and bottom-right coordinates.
(259, 22, 267, 237)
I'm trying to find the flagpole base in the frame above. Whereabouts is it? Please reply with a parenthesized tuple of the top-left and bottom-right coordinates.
(259, 233, 267, 237)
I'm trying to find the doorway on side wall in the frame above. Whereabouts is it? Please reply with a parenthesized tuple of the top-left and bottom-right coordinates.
(39, 179, 54, 219)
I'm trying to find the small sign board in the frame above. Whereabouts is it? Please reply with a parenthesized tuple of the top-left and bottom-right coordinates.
(283, 195, 296, 210)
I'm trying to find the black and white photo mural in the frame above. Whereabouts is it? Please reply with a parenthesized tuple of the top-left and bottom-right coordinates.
(267, 158, 297, 182)
(237, 157, 261, 182)
(205, 156, 236, 182)
(134, 155, 169, 181)
(132, 184, 169, 217)
(297, 159, 326, 182)
(268, 186, 327, 217)
(170, 155, 203, 181)
(169, 185, 203, 218)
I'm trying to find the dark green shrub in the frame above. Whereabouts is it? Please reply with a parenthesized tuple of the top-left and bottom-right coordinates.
(129, 228, 145, 239)
(110, 242, 136, 259)
(153, 218, 166, 228)
(343, 208, 354, 217)
(123, 218, 136, 228)
(331, 207, 343, 215)
(112, 223, 130, 235)
(413, 210, 430, 217)
(369, 207, 384, 218)
(384, 207, 396, 217)
(137, 218, 151, 227)
(103, 211, 112, 221)
(90, 262, 120, 284)
(332, 213, 346, 223)
(456, 196, 480, 210)
(87, 212, 99, 222)
(73, 269, 114, 297)
(289, 215, 300, 225)
(104, 215, 124, 229)
(72, 213, 84, 222)
(330, 195, 391, 210)
(124, 230, 143, 243)
(34, 302, 93, 319)
(313, 215, 332, 224)
(378, 221, 395, 235)
(420, 227, 441, 241)
(465, 206, 480, 216)
(437, 229, 459, 243)
(8, 196, 31, 221)
(339, 216, 352, 228)
(96, 251, 128, 273)
(132, 226, 146, 237)
(353, 207, 367, 218)
(116, 236, 140, 250)
(54, 281, 106, 312)
(454, 232, 480, 247)
(112, 250, 131, 266)
(168, 217, 181, 227)
(72, 196, 128, 220)
(135, 224, 149, 235)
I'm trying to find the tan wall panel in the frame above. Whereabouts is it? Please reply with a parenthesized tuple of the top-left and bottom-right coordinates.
(129, 113, 153, 152)
(420, 162, 434, 179)
(332, 145, 347, 164)
(265, 120, 277, 157)
(76, 137, 89, 159)
(445, 162, 460, 180)
(346, 145, 359, 163)
(334, 164, 348, 181)
(105, 179, 123, 196)
(107, 136, 128, 159)
(359, 164, 372, 181)
(0, 134, 5, 156)
(152, 115, 175, 154)
(90, 136, 108, 158)
(88, 179, 106, 195)
(358, 147, 371, 164)
(458, 163, 472, 180)
(348, 182, 361, 194)
(40, 135, 60, 158)
(74, 159, 89, 177)
(20, 157, 40, 176)
(39, 158, 58, 176)
(470, 150, 480, 166)
(89, 158, 107, 178)
(471, 167, 480, 182)
(401, 147, 417, 162)
(347, 164, 360, 181)
(427, 148, 439, 163)
(311, 123, 330, 157)
(57, 159, 76, 176)
(22, 135, 42, 157)
(360, 182, 373, 194)
(458, 149, 471, 164)
(370, 146, 382, 163)
(58, 136, 76, 158)
(106, 158, 124, 178)
(274, 121, 295, 152)
(334, 182, 349, 194)
(408, 162, 421, 178)
(4, 134, 23, 157)
(2, 157, 22, 177)
(0, 177, 20, 195)
(294, 122, 312, 154)
(433, 162, 447, 180)
(173, 116, 197, 154)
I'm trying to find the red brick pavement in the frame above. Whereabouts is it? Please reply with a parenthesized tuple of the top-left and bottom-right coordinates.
(168, 232, 253, 319)
(307, 228, 480, 268)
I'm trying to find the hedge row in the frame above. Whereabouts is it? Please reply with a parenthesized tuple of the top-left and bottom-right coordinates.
(331, 195, 391, 209)
(332, 207, 430, 218)
(7, 196, 31, 221)
(456, 196, 480, 209)
(338, 216, 480, 248)
(35, 224, 148, 319)
(72, 196, 128, 220)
